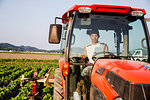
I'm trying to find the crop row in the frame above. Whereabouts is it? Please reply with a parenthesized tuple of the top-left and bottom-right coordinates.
(0, 68, 37, 100)
(42, 64, 58, 100)
(0, 64, 23, 78)
(10, 66, 42, 100)
(0, 64, 32, 87)
(0, 62, 42, 86)
(11, 63, 58, 100)
(0, 63, 15, 72)
(0, 58, 58, 63)
(0, 58, 58, 100)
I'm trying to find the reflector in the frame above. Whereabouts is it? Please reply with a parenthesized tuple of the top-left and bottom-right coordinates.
(63, 61, 69, 76)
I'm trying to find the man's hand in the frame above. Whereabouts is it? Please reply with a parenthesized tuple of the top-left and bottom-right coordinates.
(81, 55, 86, 63)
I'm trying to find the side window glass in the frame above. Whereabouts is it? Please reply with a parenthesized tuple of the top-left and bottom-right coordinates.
(96, 68, 105, 76)
(105, 71, 115, 85)
(135, 51, 140, 55)
(60, 24, 67, 56)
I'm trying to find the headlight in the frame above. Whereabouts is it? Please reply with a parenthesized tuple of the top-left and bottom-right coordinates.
(131, 11, 144, 16)
(78, 7, 91, 13)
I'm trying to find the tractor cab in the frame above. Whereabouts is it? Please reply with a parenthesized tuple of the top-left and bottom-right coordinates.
(49, 5, 150, 100)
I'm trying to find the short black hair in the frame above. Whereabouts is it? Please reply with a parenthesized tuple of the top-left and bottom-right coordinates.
(87, 29, 100, 37)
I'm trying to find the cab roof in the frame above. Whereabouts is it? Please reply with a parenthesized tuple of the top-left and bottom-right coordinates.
(62, 4, 146, 23)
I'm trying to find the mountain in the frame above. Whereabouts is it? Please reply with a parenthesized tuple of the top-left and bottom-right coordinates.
(0, 43, 59, 53)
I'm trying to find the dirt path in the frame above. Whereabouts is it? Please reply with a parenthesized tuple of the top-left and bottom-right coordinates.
(0, 53, 60, 60)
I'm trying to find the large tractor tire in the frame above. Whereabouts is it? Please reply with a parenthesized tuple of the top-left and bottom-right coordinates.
(53, 68, 63, 100)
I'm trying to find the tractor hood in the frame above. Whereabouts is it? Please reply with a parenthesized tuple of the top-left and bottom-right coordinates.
(94, 59, 150, 84)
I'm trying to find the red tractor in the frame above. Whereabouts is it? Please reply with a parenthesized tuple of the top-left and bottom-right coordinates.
(49, 4, 150, 100)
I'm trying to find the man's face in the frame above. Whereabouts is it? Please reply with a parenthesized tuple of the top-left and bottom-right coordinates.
(90, 34, 99, 44)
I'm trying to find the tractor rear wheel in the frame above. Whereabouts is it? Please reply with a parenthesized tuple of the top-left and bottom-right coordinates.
(53, 68, 63, 100)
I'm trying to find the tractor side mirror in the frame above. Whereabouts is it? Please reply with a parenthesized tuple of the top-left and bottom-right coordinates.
(49, 24, 62, 44)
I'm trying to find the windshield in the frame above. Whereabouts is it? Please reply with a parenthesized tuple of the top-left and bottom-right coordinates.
(70, 13, 148, 63)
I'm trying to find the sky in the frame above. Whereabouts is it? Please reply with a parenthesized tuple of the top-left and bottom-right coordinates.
(0, 0, 150, 50)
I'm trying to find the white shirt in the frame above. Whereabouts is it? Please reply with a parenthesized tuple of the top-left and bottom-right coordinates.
(86, 42, 105, 63)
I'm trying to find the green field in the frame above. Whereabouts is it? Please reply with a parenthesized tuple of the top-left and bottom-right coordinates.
(0, 58, 58, 100)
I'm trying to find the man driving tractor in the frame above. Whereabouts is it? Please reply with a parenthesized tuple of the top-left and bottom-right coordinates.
(81, 29, 108, 77)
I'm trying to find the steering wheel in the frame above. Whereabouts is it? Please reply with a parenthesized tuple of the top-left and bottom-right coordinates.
(92, 51, 116, 61)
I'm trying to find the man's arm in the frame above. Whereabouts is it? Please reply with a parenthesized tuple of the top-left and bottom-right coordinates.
(83, 47, 87, 56)
(104, 44, 109, 55)
(81, 47, 87, 63)
(104, 44, 108, 52)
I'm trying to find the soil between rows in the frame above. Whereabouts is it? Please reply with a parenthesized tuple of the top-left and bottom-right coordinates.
(0, 53, 60, 60)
